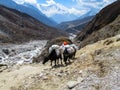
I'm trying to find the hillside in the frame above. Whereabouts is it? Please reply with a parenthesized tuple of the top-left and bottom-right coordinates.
(0, 0, 57, 27)
(0, 5, 67, 43)
(57, 16, 94, 34)
(0, 34, 120, 90)
(75, 0, 120, 48)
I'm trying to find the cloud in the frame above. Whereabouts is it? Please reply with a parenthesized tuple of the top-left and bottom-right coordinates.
(75, 0, 116, 9)
(39, 0, 116, 18)
(46, 0, 55, 5)
(39, 0, 88, 17)
(13, 0, 37, 4)
(13, 0, 117, 20)
(69, 8, 88, 16)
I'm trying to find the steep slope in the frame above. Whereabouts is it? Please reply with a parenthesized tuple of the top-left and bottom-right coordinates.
(65, 22, 88, 34)
(0, 5, 67, 43)
(57, 16, 94, 34)
(75, 0, 120, 47)
(0, 0, 57, 27)
(22, 3, 57, 27)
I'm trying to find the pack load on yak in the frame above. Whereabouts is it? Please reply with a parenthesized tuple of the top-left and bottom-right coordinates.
(42, 41, 78, 67)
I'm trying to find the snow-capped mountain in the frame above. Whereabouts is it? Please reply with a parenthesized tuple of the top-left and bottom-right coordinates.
(39, 3, 81, 23)
(40, 4, 96, 23)
(0, 0, 116, 25)
(39, 0, 116, 23)
(0, 0, 57, 27)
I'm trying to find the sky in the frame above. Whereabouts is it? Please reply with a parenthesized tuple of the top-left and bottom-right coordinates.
(13, 0, 116, 22)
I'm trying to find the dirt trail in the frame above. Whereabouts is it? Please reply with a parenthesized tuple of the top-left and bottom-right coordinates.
(0, 64, 51, 90)
(0, 35, 120, 90)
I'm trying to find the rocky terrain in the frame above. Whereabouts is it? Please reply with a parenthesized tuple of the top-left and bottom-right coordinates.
(75, 0, 120, 48)
(57, 16, 94, 34)
(0, 34, 120, 90)
(0, 40, 47, 69)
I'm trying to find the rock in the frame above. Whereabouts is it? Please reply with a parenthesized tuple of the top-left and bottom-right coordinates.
(0, 63, 7, 67)
(2, 49, 10, 55)
(67, 81, 78, 89)
(56, 73, 62, 77)
(23, 55, 31, 59)
(103, 39, 113, 45)
(79, 70, 83, 74)
(94, 49, 102, 55)
(0, 64, 8, 72)
(11, 49, 15, 52)
(16, 60, 24, 65)
(115, 35, 120, 42)
(51, 68, 55, 71)
(116, 38, 120, 42)
(78, 70, 88, 78)
(38, 73, 49, 80)
(77, 77, 84, 82)
(60, 70, 64, 73)
(39, 73, 44, 77)
(42, 76, 49, 80)
(0, 57, 2, 63)
(24, 59, 31, 62)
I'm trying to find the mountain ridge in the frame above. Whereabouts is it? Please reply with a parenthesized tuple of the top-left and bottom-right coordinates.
(75, 0, 120, 48)
(0, 5, 67, 43)
(0, 0, 57, 27)
(57, 16, 94, 34)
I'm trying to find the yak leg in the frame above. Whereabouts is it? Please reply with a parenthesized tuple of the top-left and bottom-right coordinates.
(68, 58, 71, 63)
(54, 59, 57, 66)
(64, 56, 67, 65)
(51, 60, 53, 66)
(67, 55, 71, 63)
(60, 56, 63, 65)
(60, 55, 63, 65)
(72, 53, 75, 59)
(57, 59, 59, 65)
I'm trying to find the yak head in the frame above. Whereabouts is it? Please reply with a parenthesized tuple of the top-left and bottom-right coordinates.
(42, 55, 50, 64)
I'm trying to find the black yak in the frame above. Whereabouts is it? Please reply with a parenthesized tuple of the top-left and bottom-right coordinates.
(42, 45, 62, 66)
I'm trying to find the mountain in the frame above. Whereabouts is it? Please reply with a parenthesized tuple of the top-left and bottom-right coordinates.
(0, 5, 67, 43)
(0, 0, 57, 27)
(50, 14, 79, 24)
(40, 4, 79, 23)
(57, 16, 94, 34)
(75, 0, 120, 48)
(39, 0, 116, 23)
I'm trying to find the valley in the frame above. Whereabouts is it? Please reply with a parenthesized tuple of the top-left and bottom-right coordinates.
(0, 0, 120, 90)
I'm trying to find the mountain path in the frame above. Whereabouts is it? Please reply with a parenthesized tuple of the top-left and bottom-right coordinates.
(0, 35, 120, 90)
